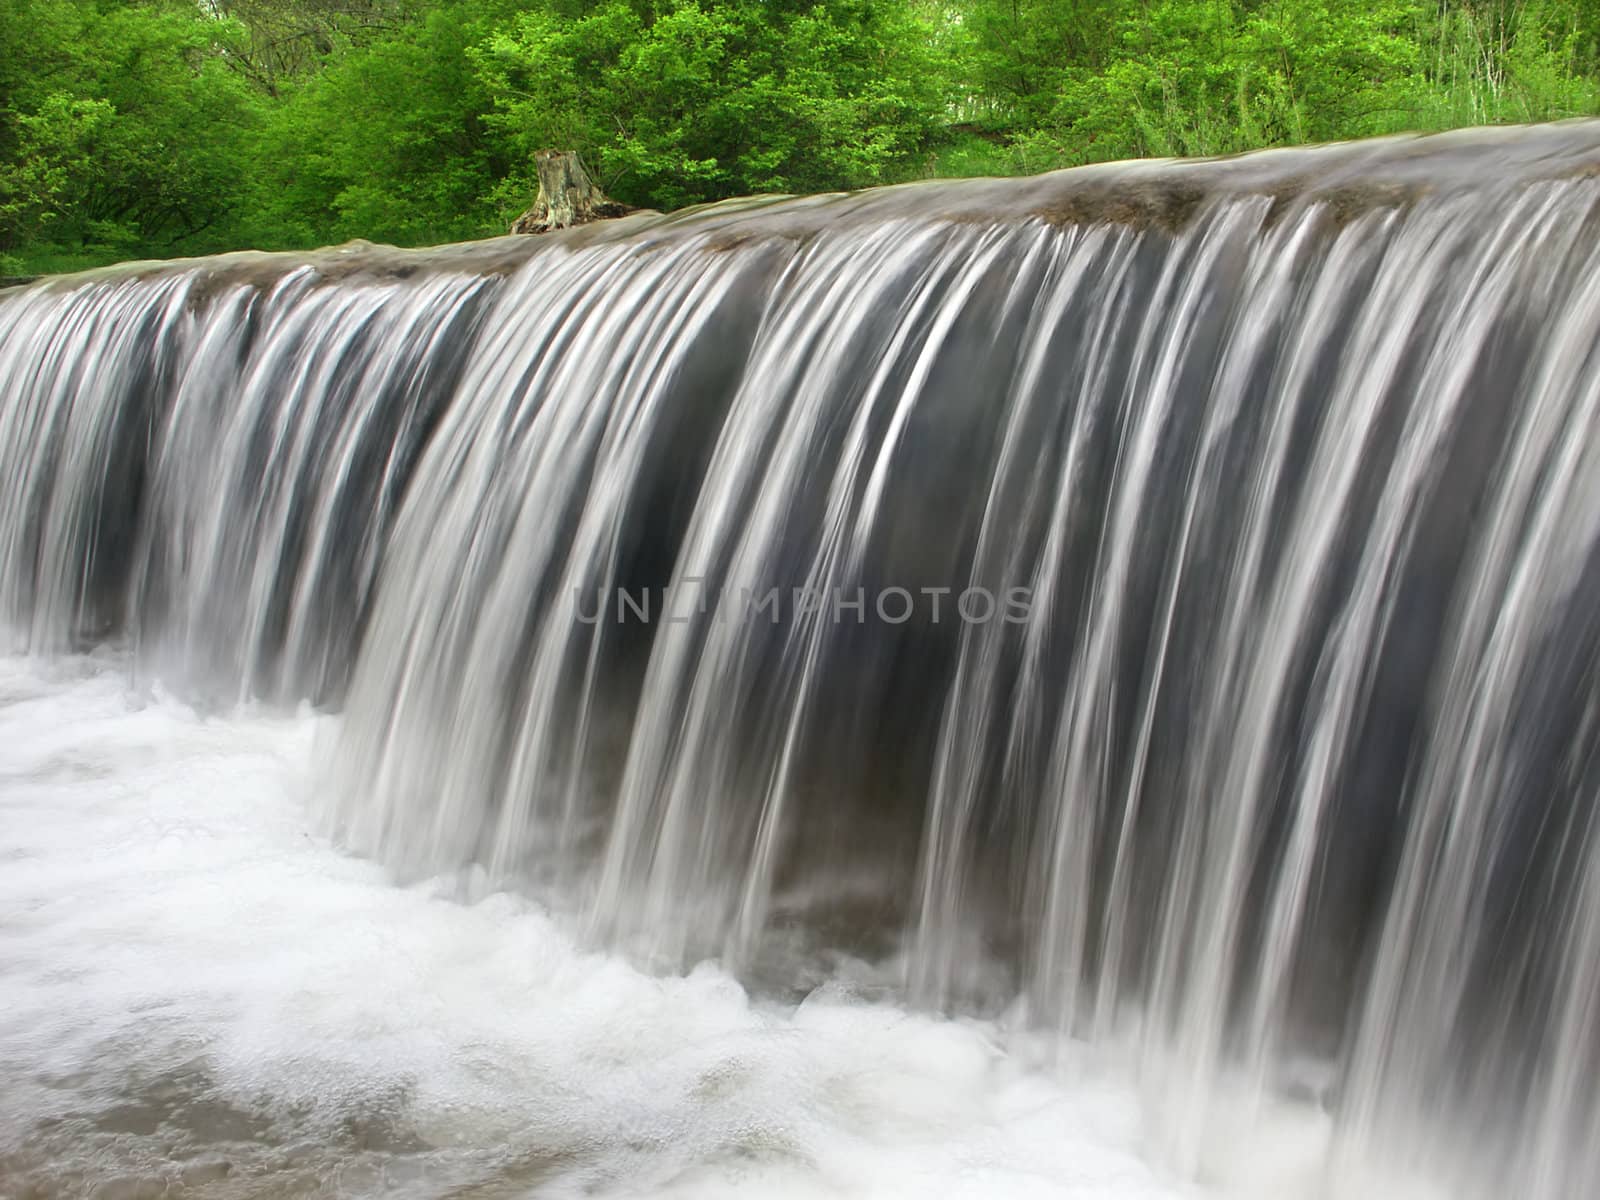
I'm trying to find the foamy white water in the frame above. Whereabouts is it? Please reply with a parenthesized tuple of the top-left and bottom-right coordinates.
(0, 653, 1266, 1200)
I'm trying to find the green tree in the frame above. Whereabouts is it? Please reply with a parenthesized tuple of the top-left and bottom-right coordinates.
(958, 0, 1126, 130)
(475, 0, 959, 211)
(5, 0, 1600, 275)
(246, 0, 520, 248)
(1, 0, 263, 268)
(1007, 0, 1425, 167)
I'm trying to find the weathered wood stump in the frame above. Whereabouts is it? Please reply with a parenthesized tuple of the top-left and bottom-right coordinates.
(510, 150, 633, 235)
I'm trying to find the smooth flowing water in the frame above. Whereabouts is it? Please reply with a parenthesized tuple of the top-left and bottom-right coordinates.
(3, 124, 1600, 1198)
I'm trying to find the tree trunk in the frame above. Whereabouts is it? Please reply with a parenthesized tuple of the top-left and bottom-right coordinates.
(510, 150, 633, 235)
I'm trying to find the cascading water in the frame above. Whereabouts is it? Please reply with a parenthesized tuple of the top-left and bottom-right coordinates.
(3, 124, 1600, 1197)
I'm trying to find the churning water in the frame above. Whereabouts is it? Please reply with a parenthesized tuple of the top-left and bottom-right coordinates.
(4, 124, 1600, 1198)
(0, 653, 1217, 1200)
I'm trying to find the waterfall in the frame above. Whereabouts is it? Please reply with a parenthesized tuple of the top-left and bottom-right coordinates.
(4, 124, 1600, 1195)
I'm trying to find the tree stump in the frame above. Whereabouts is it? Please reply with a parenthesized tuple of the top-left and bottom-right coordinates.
(510, 150, 633, 235)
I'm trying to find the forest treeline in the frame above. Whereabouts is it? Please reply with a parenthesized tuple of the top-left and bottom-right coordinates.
(4, 0, 1599, 273)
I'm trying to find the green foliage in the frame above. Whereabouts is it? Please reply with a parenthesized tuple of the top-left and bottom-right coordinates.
(1, 95, 113, 260)
(475, 0, 958, 210)
(1400, 0, 1600, 128)
(1011, 0, 1426, 167)
(248, 0, 522, 247)
(3, 0, 1600, 273)
(1, 0, 265, 264)
(997, 0, 1600, 171)
(957, 0, 1127, 129)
